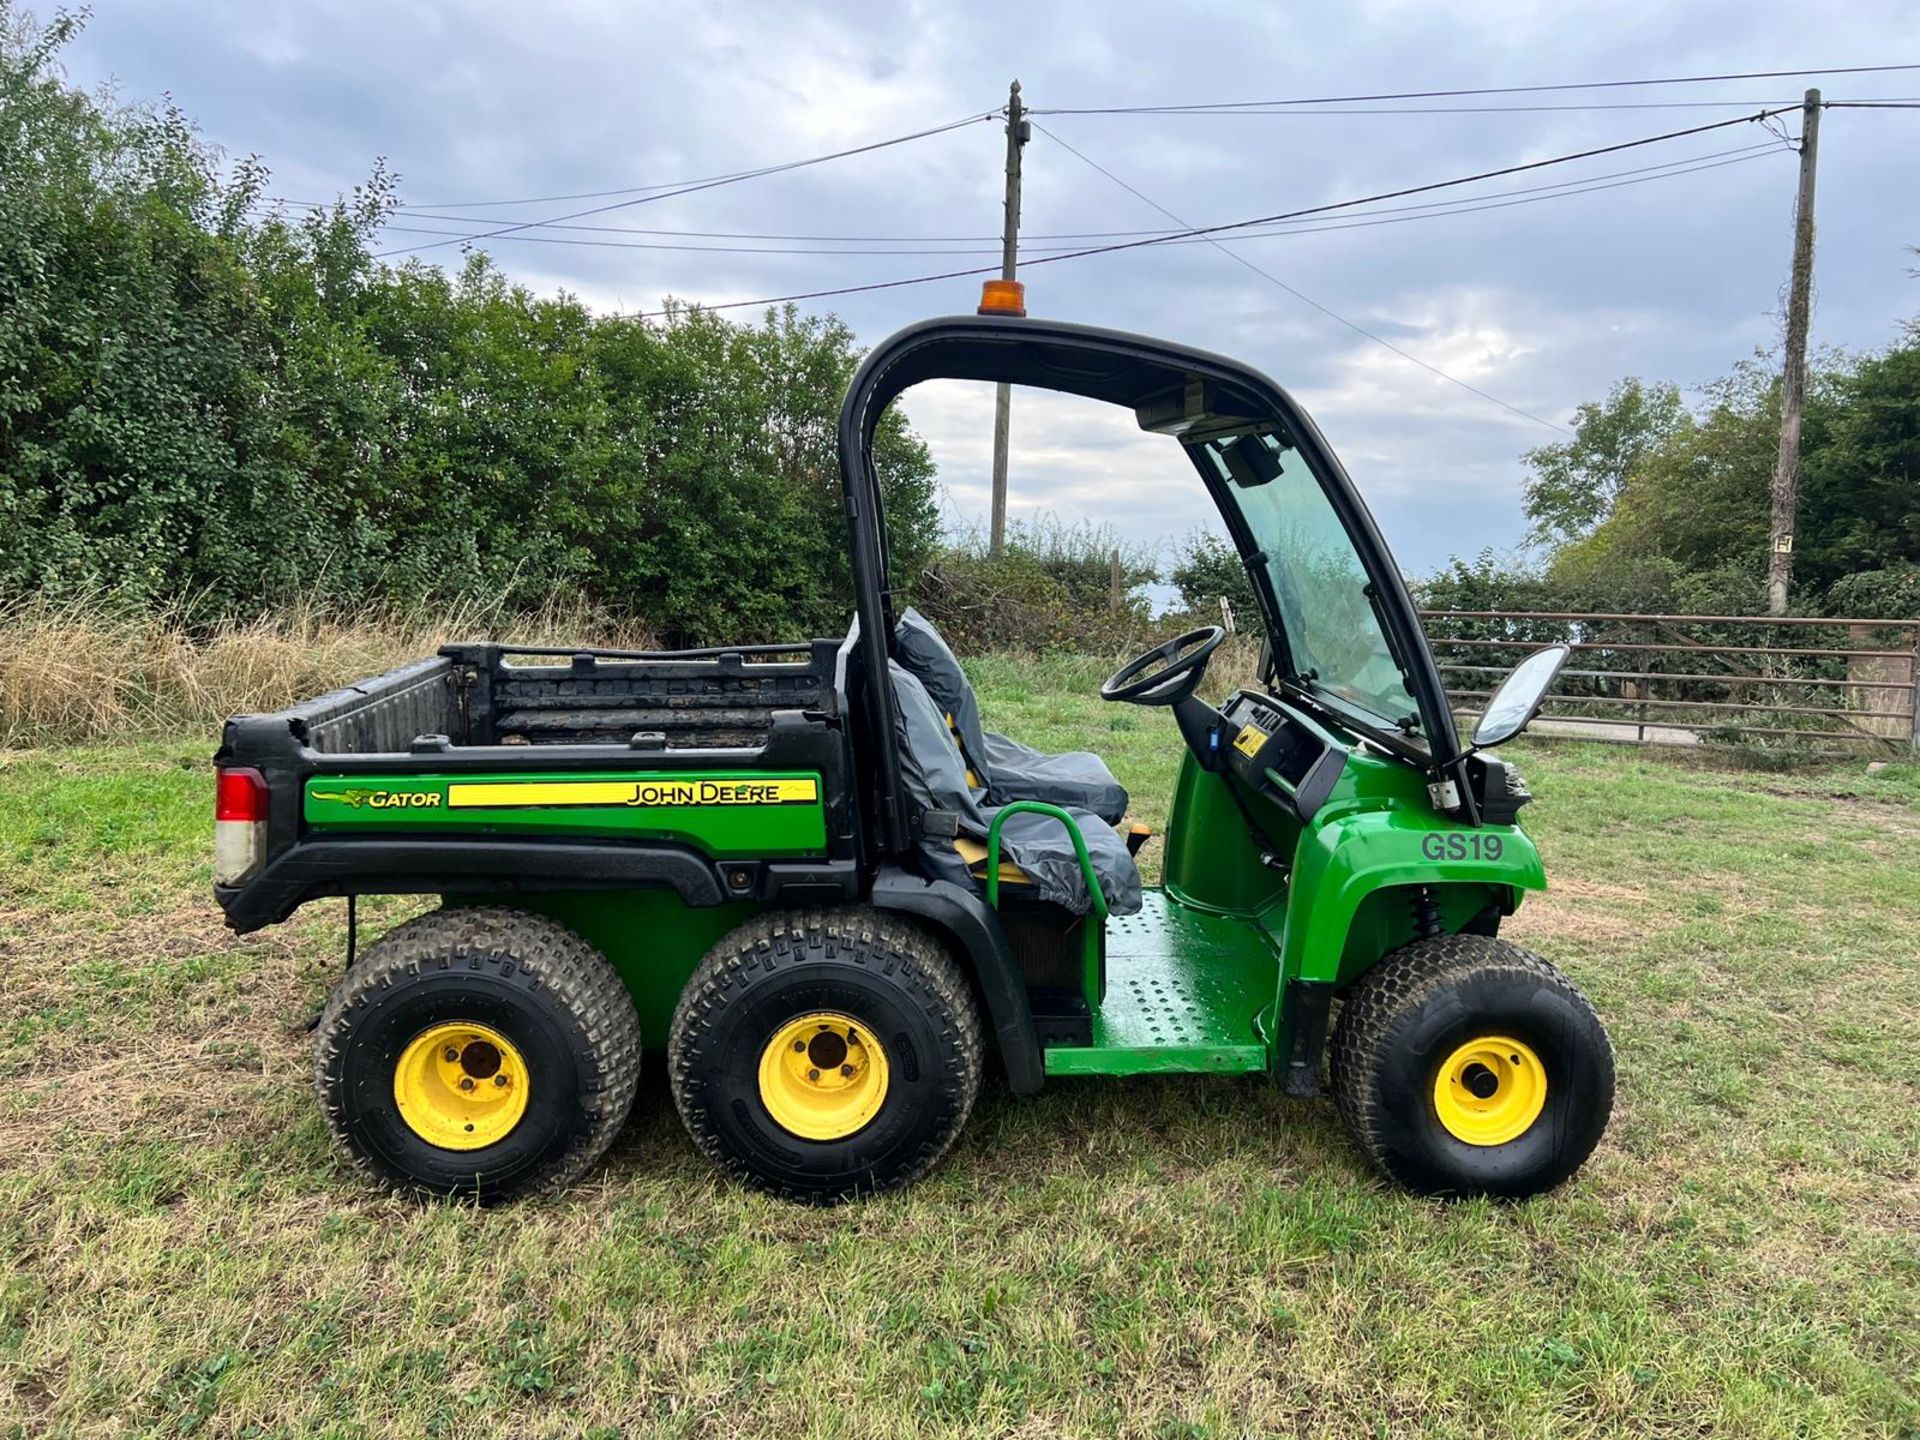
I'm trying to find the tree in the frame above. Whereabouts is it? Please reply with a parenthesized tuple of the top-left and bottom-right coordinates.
(1491, 327, 1920, 619)
(1520, 378, 1689, 548)
(1169, 529, 1260, 632)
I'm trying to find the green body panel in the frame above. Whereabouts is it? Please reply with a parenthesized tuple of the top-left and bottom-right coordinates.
(1161, 763, 1298, 918)
(483, 890, 765, 1044)
(1043, 890, 1277, 1076)
(1164, 734, 1542, 987)
(303, 770, 828, 858)
(1276, 748, 1544, 989)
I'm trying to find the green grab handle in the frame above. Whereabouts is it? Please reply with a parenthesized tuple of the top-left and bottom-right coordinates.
(983, 800, 1110, 921)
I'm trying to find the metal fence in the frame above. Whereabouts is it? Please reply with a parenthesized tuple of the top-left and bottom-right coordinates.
(1419, 610, 1920, 751)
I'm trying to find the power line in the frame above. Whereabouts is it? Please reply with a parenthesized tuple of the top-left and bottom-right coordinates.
(328, 143, 1783, 258)
(372, 110, 997, 259)
(1029, 63, 1920, 115)
(1192, 147, 1786, 243)
(394, 112, 995, 210)
(635, 106, 1797, 317)
(1025, 99, 1835, 117)
(366, 225, 1007, 256)
(251, 140, 1779, 245)
(403, 168, 792, 211)
(304, 84, 1911, 231)
(1033, 120, 1571, 434)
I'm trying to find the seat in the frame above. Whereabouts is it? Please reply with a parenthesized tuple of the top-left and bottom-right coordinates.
(890, 662, 1141, 917)
(892, 607, 1130, 825)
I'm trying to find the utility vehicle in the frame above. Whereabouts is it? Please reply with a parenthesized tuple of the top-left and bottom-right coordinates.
(213, 287, 1612, 1205)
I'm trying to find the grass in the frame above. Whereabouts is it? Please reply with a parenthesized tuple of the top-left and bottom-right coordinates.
(2, 656, 1918, 1437)
(0, 594, 659, 748)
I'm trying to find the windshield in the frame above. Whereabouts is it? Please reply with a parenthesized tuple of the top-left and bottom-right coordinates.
(1197, 430, 1423, 740)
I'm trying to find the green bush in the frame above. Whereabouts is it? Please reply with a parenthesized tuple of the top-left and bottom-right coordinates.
(1825, 563, 1920, 621)
(0, 6, 937, 644)
(912, 518, 1158, 654)
(1168, 529, 1261, 635)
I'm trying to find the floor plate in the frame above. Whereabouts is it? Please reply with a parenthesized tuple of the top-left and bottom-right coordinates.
(1043, 889, 1279, 1076)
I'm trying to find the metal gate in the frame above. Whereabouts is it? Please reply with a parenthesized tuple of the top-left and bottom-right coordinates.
(1419, 611, 1920, 751)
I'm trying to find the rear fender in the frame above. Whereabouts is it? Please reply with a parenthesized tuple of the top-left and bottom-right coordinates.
(868, 864, 1044, 1095)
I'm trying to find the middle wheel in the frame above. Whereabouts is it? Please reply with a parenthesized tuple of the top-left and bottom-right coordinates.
(668, 908, 982, 1204)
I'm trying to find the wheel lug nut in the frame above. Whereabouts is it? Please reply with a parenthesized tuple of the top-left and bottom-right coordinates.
(807, 1068, 820, 1082)
(493, 1074, 508, 1087)
(793, 1040, 805, 1052)
(840, 1064, 854, 1077)
(459, 1077, 475, 1091)
(444, 1048, 459, 1062)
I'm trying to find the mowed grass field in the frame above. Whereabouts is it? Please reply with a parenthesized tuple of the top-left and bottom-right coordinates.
(3, 653, 1918, 1438)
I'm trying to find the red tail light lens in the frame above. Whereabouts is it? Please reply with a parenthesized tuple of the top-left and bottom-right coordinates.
(216, 767, 267, 822)
(214, 768, 268, 887)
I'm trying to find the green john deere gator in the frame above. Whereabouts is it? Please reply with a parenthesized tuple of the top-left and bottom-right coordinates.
(213, 298, 1612, 1205)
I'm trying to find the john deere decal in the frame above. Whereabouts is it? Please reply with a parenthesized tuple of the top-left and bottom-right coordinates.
(445, 778, 819, 809)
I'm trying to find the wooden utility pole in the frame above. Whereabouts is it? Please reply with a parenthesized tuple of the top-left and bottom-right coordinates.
(1767, 88, 1821, 616)
(989, 79, 1027, 558)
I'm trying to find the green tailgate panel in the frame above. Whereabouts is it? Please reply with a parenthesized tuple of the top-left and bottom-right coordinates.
(1045, 890, 1278, 1077)
(303, 770, 827, 858)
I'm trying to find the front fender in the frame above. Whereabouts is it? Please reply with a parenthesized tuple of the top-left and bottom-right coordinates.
(1281, 808, 1545, 986)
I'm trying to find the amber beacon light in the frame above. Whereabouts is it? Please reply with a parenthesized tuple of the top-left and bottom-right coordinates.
(977, 279, 1027, 317)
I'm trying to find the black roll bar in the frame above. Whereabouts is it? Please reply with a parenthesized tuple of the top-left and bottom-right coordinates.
(836, 315, 1464, 855)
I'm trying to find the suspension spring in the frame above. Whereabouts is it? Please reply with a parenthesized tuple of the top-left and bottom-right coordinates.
(1411, 885, 1443, 940)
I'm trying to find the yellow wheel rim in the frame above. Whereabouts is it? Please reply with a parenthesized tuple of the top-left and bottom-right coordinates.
(756, 1012, 890, 1141)
(1433, 1035, 1547, 1147)
(393, 1022, 530, 1151)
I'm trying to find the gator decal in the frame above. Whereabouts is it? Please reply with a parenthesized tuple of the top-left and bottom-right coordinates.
(310, 787, 442, 810)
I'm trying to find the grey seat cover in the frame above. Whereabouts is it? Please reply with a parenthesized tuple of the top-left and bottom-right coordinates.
(893, 607, 1130, 824)
(890, 662, 1141, 917)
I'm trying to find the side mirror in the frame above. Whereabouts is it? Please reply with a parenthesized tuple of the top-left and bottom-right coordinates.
(1472, 645, 1570, 749)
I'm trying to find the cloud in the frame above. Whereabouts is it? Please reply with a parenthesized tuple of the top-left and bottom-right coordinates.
(55, 0, 1920, 577)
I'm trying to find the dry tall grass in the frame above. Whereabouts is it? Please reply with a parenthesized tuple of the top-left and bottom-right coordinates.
(0, 594, 1267, 748)
(0, 594, 654, 747)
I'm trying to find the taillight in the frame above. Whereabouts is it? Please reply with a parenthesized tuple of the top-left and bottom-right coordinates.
(214, 767, 267, 885)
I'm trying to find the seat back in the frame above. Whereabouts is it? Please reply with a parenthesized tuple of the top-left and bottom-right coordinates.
(887, 662, 987, 891)
(889, 655, 1140, 918)
(893, 608, 992, 784)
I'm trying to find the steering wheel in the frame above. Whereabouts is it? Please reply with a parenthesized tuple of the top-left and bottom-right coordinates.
(1100, 626, 1226, 706)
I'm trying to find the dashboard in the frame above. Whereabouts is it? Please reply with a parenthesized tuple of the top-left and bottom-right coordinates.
(1220, 691, 1350, 824)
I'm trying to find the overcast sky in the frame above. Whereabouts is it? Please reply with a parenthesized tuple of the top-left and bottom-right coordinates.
(54, 1, 1920, 579)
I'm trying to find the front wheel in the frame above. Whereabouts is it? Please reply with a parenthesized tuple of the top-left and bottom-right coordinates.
(1329, 933, 1614, 1199)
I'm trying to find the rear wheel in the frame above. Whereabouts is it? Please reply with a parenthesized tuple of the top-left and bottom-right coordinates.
(314, 906, 641, 1203)
(669, 908, 982, 1204)
(1329, 933, 1613, 1199)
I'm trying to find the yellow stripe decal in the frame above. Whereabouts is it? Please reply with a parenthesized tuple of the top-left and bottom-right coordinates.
(447, 777, 820, 810)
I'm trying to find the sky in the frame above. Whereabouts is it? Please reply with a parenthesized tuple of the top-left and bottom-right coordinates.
(50, 0, 1920, 582)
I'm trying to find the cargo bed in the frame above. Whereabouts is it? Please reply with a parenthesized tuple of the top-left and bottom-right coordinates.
(213, 641, 862, 932)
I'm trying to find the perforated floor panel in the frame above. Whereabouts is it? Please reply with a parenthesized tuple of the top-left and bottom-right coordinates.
(1043, 889, 1279, 1076)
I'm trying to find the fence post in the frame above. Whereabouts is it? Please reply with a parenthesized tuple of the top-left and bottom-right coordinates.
(1108, 548, 1121, 612)
(1911, 625, 1920, 752)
